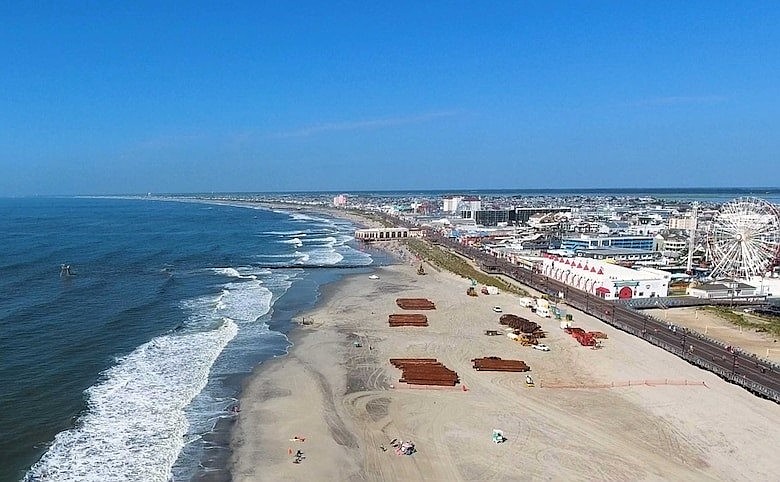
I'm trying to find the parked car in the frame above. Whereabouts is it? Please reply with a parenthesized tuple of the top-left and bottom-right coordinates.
(492, 306, 503, 313)
(532, 344, 550, 351)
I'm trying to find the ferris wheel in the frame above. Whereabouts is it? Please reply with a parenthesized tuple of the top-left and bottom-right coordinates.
(707, 197, 780, 279)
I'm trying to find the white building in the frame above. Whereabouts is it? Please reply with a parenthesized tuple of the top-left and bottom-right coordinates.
(687, 280, 758, 299)
(442, 196, 463, 213)
(655, 233, 688, 252)
(628, 223, 666, 236)
(354, 227, 423, 241)
(541, 254, 671, 300)
(458, 196, 482, 213)
(668, 216, 696, 230)
(333, 194, 348, 208)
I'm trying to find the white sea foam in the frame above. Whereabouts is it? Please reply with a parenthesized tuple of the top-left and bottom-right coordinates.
(337, 233, 354, 244)
(26, 265, 280, 482)
(308, 236, 338, 246)
(281, 237, 304, 246)
(254, 252, 299, 258)
(25, 319, 238, 482)
(214, 280, 273, 324)
(294, 251, 310, 263)
(289, 212, 317, 222)
(212, 267, 243, 278)
(211, 267, 261, 280)
(299, 248, 344, 265)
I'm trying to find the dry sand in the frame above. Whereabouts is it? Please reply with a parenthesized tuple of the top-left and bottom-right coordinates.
(230, 258, 780, 481)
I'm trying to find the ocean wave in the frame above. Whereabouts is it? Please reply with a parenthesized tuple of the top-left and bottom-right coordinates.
(263, 230, 310, 236)
(336, 246, 374, 266)
(212, 267, 243, 278)
(307, 236, 338, 246)
(210, 267, 255, 280)
(214, 280, 273, 324)
(294, 251, 310, 263)
(25, 319, 238, 482)
(280, 237, 304, 246)
(210, 266, 271, 280)
(296, 248, 344, 265)
(254, 252, 299, 258)
(288, 212, 317, 222)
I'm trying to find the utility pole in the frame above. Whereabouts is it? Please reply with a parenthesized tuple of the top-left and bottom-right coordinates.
(686, 202, 698, 274)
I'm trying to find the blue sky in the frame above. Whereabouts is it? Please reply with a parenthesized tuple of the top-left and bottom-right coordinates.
(1, 2, 778, 195)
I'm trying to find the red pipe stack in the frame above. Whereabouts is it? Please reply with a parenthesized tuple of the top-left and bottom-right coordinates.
(564, 327, 597, 346)
(396, 298, 436, 310)
(388, 314, 429, 327)
(472, 357, 530, 372)
(499, 314, 541, 333)
(390, 358, 459, 386)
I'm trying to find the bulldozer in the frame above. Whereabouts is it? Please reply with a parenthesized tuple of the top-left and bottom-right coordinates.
(466, 286, 478, 297)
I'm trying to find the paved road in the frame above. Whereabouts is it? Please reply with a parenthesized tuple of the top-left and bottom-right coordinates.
(422, 232, 780, 403)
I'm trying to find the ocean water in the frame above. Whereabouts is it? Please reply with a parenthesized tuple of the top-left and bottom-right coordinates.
(0, 198, 375, 481)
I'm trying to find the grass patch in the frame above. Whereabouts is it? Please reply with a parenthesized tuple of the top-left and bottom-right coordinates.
(403, 238, 528, 296)
(699, 306, 780, 338)
(346, 209, 395, 227)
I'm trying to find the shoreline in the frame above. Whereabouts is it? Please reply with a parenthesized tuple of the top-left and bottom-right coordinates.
(228, 238, 780, 480)
(193, 203, 393, 481)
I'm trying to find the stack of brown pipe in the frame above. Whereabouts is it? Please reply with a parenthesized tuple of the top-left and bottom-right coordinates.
(390, 358, 459, 386)
(388, 314, 429, 327)
(472, 357, 530, 372)
(396, 298, 436, 310)
(499, 314, 541, 334)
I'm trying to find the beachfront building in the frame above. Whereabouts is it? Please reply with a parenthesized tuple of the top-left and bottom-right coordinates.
(687, 280, 759, 300)
(458, 207, 573, 227)
(560, 234, 655, 252)
(574, 247, 662, 264)
(540, 254, 671, 300)
(354, 227, 423, 241)
(333, 194, 348, 207)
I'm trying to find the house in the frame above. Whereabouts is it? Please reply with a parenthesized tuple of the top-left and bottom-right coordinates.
(687, 280, 759, 299)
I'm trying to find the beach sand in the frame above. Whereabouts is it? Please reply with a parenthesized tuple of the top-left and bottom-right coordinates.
(230, 259, 780, 481)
